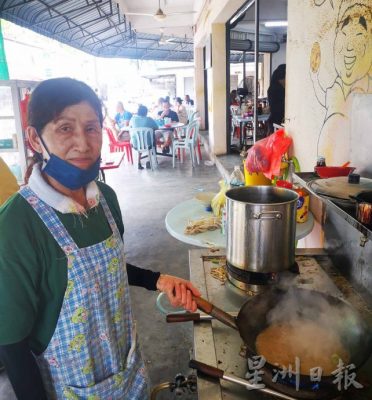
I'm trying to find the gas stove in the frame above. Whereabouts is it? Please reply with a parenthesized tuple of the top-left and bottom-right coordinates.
(189, 249, 372, 400)
(226, 261, 300, 293)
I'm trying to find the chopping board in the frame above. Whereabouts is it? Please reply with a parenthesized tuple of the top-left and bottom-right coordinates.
(308, 177, 372, 206)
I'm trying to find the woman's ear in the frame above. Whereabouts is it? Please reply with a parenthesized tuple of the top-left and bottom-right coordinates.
(27, 127, 43, 154)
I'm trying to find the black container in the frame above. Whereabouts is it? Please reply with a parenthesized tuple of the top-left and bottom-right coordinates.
(353, 191, 372, 226)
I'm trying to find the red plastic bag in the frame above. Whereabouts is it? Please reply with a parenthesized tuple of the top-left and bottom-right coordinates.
(245, 129, 292, 179)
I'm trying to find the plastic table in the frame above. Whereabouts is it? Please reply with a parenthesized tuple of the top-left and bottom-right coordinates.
(165, 198, 314, 248)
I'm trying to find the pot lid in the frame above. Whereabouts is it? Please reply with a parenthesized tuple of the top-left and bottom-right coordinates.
(308, 177, 372, 205)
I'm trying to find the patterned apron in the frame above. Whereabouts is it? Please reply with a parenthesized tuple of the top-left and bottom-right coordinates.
(20, 186, 148, 400)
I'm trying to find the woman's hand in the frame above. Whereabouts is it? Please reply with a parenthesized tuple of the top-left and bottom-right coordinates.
(156, 274, 201, 312)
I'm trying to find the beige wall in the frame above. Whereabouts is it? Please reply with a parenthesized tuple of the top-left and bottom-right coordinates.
(208, 24, 227, 154)
(286, 0, 372, 169)
(194, 47, 205, 129)
(193, 0, 246, 154)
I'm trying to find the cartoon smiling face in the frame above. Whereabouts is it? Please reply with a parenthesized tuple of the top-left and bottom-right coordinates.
(334, 3, 372, 86)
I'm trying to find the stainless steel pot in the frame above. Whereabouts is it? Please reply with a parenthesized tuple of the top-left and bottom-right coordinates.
(226, 186, 298, 273)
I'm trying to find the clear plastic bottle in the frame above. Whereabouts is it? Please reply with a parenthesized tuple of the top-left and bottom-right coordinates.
(229, 165, 245, 187)
(221, 206, 227, 236)
(287, 159, 295, 184)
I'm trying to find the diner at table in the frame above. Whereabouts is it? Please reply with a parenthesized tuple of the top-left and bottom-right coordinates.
(129, 105, 158, 170)
(156, 99, 179, 154)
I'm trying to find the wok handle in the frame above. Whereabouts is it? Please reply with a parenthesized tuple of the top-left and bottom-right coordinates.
(193, 295, 238, 330)
(193, 296, 213, 313)
(189, 359, 224, 379)
(166, 313, 202, 323)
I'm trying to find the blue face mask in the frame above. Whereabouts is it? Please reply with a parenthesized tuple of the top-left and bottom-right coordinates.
(42, 154, 101, 190)
(36, 129, 101, 190)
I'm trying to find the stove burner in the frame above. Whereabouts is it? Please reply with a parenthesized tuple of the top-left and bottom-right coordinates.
(226, 262, 300, 294)
(227, 263, 279, 285)
(244, 350, 342, 400)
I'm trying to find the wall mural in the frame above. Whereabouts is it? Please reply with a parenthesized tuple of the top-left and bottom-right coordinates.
(309, 0, 372, 160)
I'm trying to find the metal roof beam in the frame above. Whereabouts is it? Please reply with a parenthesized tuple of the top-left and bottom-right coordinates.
(1, 0, 36, 13)
(31, 0, 105, 27)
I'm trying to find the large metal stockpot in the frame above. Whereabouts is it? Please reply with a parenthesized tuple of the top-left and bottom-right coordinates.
(226, 186, 298, 273)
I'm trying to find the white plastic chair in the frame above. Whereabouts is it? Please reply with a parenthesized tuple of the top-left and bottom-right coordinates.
(129, 128, 157, 171)
(186, 107, 195, 122)
(172, 120, 200, 168)
(188, 110, 199, 123)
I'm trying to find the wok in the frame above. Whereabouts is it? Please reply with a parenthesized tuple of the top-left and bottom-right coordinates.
(168, 287, 372, 398)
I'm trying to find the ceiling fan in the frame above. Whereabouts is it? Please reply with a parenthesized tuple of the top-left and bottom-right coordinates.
(125, 0, 196, 21)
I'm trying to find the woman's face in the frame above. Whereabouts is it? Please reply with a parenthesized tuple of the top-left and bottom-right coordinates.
(29, 101, 102, 170)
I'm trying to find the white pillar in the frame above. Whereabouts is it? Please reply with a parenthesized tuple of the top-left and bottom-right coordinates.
(194, 46, 206, 130)
(209, 23, 227, 155)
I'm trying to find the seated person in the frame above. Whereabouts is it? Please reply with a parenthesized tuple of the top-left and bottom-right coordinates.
(129, 105, 158, 170)
(184, 94, 194, 106)
(174, 97, 188, 124)
(115, 101, 132, 140)
(156, 100, 179, 153)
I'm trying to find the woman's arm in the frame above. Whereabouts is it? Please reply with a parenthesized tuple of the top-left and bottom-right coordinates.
(0, 340, 47, 400)
(126, 262, 160, 290)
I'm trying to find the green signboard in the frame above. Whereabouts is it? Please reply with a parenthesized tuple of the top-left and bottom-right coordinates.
(0, 20, 10, 80)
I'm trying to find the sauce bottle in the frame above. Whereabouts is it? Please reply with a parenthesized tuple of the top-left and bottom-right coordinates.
(293, 184, 309, 223)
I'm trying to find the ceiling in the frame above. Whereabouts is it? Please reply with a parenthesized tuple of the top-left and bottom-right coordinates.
(232, 0, 287, 42)
(0, 0, 288, 62)
(117, 0, 201, 39)
(0, 0, 198, 61)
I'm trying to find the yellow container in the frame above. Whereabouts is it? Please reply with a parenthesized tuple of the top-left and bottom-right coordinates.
(244, 165, 272, 186)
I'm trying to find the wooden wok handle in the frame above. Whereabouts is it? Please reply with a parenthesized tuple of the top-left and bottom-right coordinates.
(166, 313, 202, 323)
(192, 295, 238, 330)
(189, 359, 224, 379)
(192, 296, 213, 314)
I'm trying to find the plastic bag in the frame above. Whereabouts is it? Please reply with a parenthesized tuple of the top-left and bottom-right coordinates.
(229, 166, 245, 187)
(211, 180, 229, 217)
(245, 129, 292, 179)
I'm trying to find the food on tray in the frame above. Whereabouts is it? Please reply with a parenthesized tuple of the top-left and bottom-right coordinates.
(184, 217, 221, 235)
(210, 265, 227, 282)
(255, 321, 350, 375)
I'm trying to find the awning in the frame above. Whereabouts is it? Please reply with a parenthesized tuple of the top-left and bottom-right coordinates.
(0, 0, 194, 61)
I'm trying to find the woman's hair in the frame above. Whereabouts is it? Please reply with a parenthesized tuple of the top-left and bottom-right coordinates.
(25, 77, 103, 182)
(270, 64, 286, 85)
(28, 77, 103, 133)
(137, 104, 148, 117)
(175, 97, 183, 105)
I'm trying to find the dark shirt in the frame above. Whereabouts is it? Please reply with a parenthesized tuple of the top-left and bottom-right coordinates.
(158, 109, 179, 122)
(267, 82, 285, 125)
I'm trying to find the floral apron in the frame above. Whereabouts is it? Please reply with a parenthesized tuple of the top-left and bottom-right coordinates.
(20, 186, 148, 400)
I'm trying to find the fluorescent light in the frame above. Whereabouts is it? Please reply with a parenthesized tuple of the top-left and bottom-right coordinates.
(230, 0, 255, 25)
(264, 21, 288, 27)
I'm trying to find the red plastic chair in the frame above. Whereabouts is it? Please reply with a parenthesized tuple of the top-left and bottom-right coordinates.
(104, 128, 133, 165)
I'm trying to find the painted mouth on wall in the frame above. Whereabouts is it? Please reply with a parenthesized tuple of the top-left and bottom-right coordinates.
(344, 55, 356, 71)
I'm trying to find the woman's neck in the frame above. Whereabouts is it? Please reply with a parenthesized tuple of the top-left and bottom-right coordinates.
(42, 172, 88, 208)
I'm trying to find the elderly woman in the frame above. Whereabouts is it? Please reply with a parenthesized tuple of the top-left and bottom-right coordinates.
(0, 78, 200, 400)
